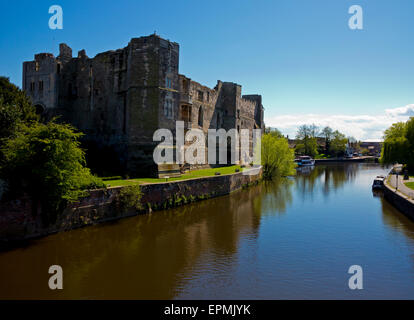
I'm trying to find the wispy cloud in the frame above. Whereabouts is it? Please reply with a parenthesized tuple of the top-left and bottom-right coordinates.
(265, 104, 414, 141)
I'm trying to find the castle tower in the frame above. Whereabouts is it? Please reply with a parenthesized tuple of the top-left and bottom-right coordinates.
(22, 52, 59, 114)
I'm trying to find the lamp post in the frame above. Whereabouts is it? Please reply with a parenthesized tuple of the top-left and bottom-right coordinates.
(396, 173, 399, 191)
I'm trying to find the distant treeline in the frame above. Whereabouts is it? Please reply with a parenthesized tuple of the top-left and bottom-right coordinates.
(265, 125, 362, 158)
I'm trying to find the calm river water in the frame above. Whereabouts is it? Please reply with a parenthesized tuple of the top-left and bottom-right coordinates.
(1, 163, 414, 299)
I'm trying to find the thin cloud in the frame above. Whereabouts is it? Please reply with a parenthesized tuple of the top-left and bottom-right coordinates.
(265, 104, 414, 141)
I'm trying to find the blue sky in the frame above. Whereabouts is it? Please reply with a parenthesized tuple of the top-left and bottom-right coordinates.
(1, 0, 413, 140)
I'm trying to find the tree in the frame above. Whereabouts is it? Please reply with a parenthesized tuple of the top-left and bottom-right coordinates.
(384, 122, 406, 140)
(405, 117, 414, 169)
(0, 77, 37, 143)
(321, 126, 333, 154)
(265, 127, 283, 138)
(295, 124, 319, 157)
(0, 121, 105, 225)
(380, 118, 414, 171)
(261, 133, 296, 180)
(330, 130, 348, 157)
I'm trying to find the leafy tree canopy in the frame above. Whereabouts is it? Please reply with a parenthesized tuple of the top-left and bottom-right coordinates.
(330, 130, 348, 157)
(0, 121, 105, 224)
(261, 133, 296, 180)
(0, 77, 37, 141)
(295, 124, 319, 157)
(264, 127, 284, 138)
(380, 117, 414, 171)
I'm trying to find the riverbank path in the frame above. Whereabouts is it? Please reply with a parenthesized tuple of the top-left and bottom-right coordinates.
(387, 174, 414, 199)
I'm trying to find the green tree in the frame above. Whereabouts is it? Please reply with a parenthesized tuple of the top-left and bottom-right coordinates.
(405, 117, 414, 169)
(295, 124, 319, 157)
(265, 127, 284, 138)
(384, 122, 407, 140)
(0, 77, 37, 143)
(0, 121, 105, 224)
(320, 126, 333, 154)
(380, 118, 414, 171)
(261, 133, 296, 180)
(330, 130, 348, 157)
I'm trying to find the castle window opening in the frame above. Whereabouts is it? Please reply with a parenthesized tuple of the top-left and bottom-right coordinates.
(35, 62, 39, 72)
(30, 81, 35, 91)
(164, 99, 174, 119)
(39, 81, 44, 92)
(198, 106, 203, 127)
(180, 105, 191, 122)
(182, 79, 188, 93)
(198, 90, 204, 102)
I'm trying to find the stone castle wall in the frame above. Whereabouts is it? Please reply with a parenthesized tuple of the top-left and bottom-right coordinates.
(22, 34, 265, 176)
(0, 168, 262, 243)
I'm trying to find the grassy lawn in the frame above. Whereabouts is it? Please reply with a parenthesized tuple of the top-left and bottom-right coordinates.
(405, 182, 414, 190)
(103, 165, 242, 187)
(315, 154, 330, 159)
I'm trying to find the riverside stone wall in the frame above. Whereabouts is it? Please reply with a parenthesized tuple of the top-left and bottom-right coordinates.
(0, 168, 261, 243)
(383, 180, 414, 221)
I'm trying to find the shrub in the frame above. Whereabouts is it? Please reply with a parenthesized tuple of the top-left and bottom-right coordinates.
(117, 185, 143, 211)
(0, 121, 105, 224)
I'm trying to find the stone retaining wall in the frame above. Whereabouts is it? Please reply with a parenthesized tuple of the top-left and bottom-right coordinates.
(383, 179, 414, 221)
(0, 168, 262, 243)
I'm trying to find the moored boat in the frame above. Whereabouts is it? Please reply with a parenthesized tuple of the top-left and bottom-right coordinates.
(372, 175, 385, 189)
(296, 156, 315, 166)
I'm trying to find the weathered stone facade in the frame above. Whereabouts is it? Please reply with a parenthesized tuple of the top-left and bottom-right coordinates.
(23, 34, 264, 176)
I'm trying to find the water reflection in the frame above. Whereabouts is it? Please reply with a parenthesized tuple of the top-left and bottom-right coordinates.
(256, 179, 294, 217)
(380, 197, 414, 242)
(1, 163, 414, 299)
(295, 163, 358, 199)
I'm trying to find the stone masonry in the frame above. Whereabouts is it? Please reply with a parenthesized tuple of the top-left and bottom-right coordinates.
(23, 34, 265, 176)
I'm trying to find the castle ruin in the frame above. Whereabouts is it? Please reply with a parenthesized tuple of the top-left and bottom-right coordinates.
(22, 34, 264, 176)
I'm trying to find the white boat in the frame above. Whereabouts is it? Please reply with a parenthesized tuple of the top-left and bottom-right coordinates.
(296, 156, 315, 166)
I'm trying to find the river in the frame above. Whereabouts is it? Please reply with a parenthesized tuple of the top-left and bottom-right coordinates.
(1, 163, 414, 299)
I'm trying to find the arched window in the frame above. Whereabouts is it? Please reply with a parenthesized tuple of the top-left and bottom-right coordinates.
(198, 106, 203, 127)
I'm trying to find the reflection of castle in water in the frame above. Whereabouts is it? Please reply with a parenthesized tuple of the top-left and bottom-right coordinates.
(0, 178, 294, 299)
(4, 163, 414, 299)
